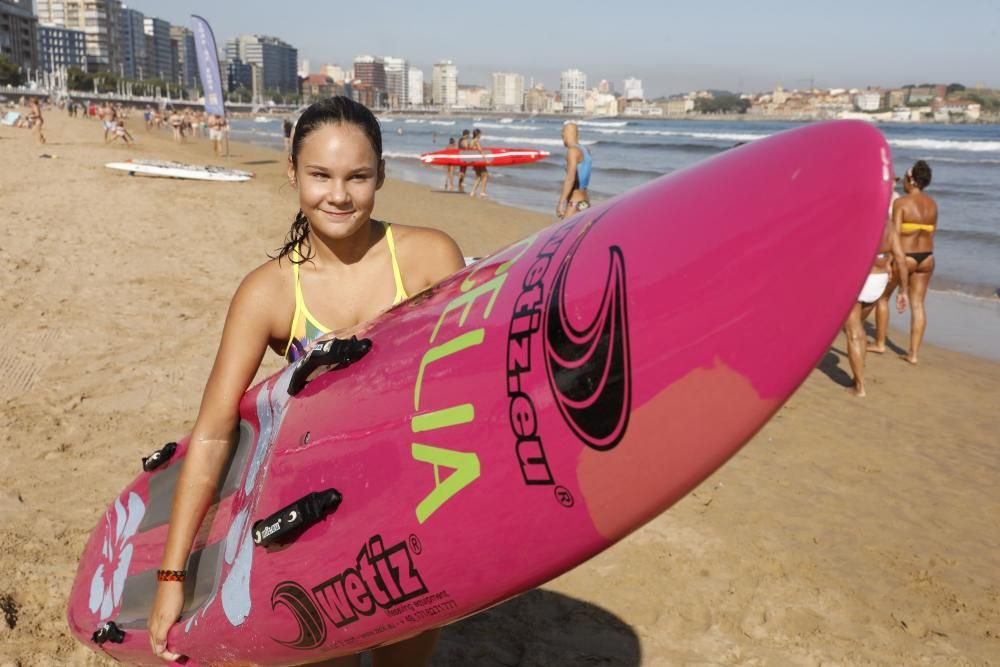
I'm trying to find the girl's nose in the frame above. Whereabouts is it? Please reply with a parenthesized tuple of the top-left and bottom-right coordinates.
(326, 181, 350, 206)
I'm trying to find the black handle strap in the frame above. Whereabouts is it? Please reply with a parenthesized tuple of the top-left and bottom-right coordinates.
(142, 442, 178, 472)
(287, 335, 372, 397)
(252, 489, 342, 548)
(92, 621, 126, 645)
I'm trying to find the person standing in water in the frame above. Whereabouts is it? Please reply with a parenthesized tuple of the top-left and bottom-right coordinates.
(870, 160, 937, 364)
(444, 136, 457, 190)
(147, 96, 464, 667)
(468, 128, 489, 198)
(557, 122, 591, 218)
(456, 129, 470, 192)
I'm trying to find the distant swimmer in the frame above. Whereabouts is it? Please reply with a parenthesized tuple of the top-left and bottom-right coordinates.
(557, 122, 591, 218)
(842, 192, 909, 396)
(872, 160, 937, 365)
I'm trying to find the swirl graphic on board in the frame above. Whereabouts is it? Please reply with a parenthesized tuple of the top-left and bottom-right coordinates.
(270, 580, 327, 650)
(543, 215, 631, 450)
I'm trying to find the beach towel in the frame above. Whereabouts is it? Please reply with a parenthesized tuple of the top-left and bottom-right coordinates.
(1, 111, 21, 126)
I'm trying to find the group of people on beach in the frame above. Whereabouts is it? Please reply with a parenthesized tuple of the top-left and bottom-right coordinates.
(442, 127, 490, 197)
(843, 159, 938, 396)
(439, 121, 593, 214)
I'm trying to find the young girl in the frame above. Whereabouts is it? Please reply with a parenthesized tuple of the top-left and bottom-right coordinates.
(148, 96, 464, 666)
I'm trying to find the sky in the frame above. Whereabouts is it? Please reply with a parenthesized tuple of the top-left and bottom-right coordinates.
(122, 0, 1000, 96)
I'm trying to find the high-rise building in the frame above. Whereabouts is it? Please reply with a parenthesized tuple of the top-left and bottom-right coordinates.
(118, 5, 143, 78)
(142, 15, 170, 80)
(169, 25, 197, 89)
(225, 34, 298, 94)
(407, 67, 423, 106)
(431, 60, 457, 108)
(560, 68, 586, 111)
(37, 22, 84, 71)
(383, 56, 408, 109)
(352, 55, 383, 86)
(491, 71, 524, 111)
(1, 0, 39, 72)
(36, 0, 121, 72)
(623, 77, 643, 101)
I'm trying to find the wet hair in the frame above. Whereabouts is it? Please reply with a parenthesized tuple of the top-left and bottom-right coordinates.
(909, 160, 932, 189)
(472, 128, 481, 138)
(274, 96, 383, 263)
(461, 129, 470, 136)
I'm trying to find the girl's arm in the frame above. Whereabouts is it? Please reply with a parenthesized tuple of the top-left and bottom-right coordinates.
(558, 148, 581, 217)
(149, 267, 282, 660)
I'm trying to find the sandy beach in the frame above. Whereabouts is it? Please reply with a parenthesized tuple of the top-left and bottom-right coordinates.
(1, 110, 998, 666)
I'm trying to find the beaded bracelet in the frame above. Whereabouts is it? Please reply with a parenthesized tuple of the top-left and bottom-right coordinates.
(156, 569, 187, 582)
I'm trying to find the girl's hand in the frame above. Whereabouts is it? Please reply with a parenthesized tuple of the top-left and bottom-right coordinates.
(149, 582, 184, 662)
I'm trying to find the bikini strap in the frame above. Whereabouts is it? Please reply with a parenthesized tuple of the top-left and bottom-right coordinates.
(383, 222, 407, 303)
(284, 246, 306, 359)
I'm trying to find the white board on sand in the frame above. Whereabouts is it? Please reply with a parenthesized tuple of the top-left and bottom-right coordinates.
(105, 159, 253, 182)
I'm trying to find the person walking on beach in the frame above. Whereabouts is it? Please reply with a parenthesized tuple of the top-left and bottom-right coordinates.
(557, 122, 592, 218)
(843, 197, 909, 396)
(147, 96, 463, 667)
(208, 114, 223, 156)
(444, 137, 457, 190)
(468, 128, 489, 198)
(283, 116, 294, 151)
(870, 160, 937, 365)
(101, 103, 117, 142)
(28, 98, 46, 144)
(457, 129, 471, 192)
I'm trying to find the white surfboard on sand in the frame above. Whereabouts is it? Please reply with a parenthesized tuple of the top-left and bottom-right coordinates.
(105, 159, 253, 182)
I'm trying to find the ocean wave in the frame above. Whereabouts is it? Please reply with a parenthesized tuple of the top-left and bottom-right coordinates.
(577, 120, 630, 127)
(595, 139, 720, 153)
(483, 135, 594, 147)
(598, 166, 667, 179)
(429, 120, 456, 126)
(383, 151, 424, 160)
(916, 156, 1000, 166)
(587, 127, 767, 143)
(474, 122, 541, 131)
(889, 138, 1000, 153)
(404, 118, 424, 124)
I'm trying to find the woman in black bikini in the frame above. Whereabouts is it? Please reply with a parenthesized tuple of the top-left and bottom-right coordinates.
(874, 160, 936, 364)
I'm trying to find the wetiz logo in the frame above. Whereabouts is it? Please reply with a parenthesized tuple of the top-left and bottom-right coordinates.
(270, 534, 428, 649)
(543, 212, 632, 450)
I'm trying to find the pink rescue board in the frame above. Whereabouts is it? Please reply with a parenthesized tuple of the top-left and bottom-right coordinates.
(420, 147, 549, 167)
(68, 121, 893, 665)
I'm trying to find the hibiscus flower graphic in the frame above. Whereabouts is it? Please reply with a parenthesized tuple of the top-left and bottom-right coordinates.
(88, 492, 146, 621)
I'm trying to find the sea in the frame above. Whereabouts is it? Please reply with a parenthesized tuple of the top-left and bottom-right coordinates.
(231, 115, 1000, 300)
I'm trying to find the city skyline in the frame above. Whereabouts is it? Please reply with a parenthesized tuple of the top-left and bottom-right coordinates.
(118, 0, 1000, 96)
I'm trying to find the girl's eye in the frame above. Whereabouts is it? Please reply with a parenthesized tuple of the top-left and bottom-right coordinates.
(310, 172, 327, 179)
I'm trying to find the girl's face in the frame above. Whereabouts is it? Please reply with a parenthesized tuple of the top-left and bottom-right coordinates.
(289, 122, 385, 241)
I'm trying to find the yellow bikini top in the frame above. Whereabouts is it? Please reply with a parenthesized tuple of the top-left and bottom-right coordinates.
(284, 221, 408, 362)
(900, 222, 935, 234)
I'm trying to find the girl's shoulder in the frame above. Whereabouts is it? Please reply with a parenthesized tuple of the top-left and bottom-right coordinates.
(235, 256, 295, 304)
(385, 222, 464, 286)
